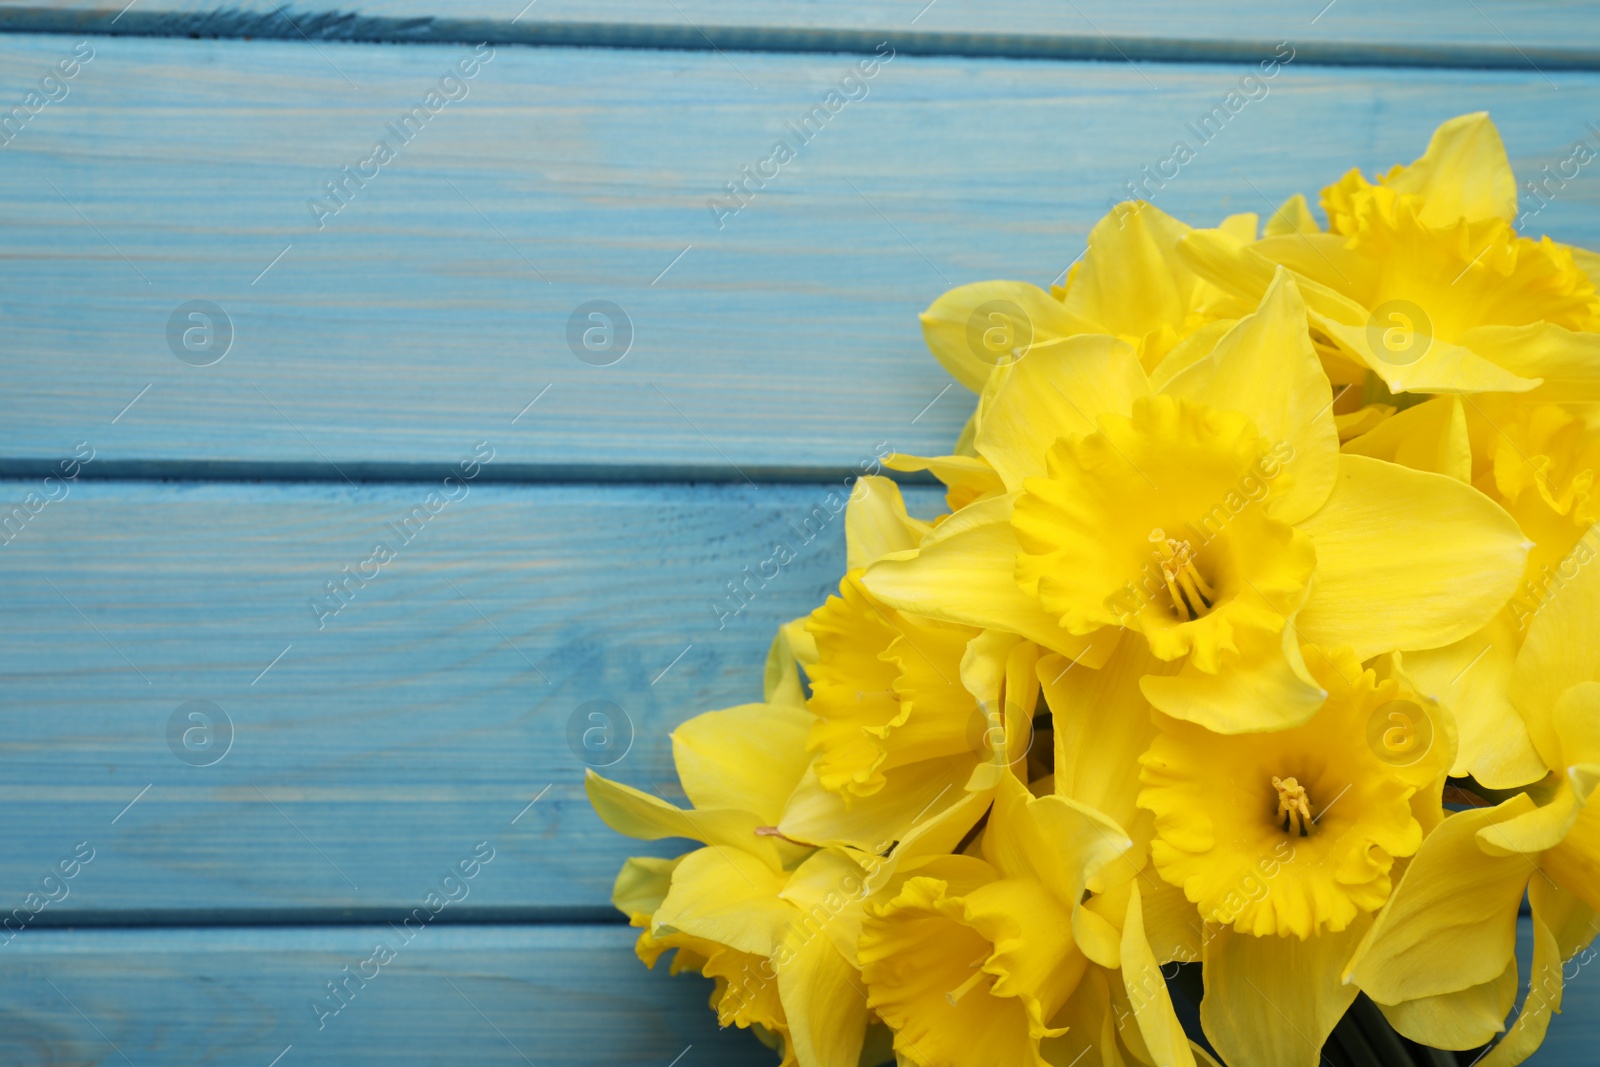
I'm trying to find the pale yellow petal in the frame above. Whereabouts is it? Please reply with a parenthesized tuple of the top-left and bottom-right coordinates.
(863, 495, 1120, 666)
(653, 845, 794, 958)
(1384, 112, 1518, 227)
(1403, 621, 1547, 788)
(1139, 621, 1326, 734)
(766, 622, 810, 707)
(1201, 919, 1366, 1067)
(778, 760, 976, 853)
(922, 280, 1097, 392)
(1297, 455, 1529, 659)
(1314, 313, 1539, 396)
(846, 475, 932, 571)
(1263, 193, 1321, 237)
(1161, 270, 1339, 525)
(1120, 882, 1197, 1067)
(1061, 202, 1198, 344)
(612, 855, 682, 921)
(1475, 877, 1567, 1067)
(975, 334, 1151, 494)
(585, 769, 782, 867)
(1345, 796, 1536, 1002)
(1377, 957, 1515, 1050)
(1465, 323, 1600, 401)
(1512, 521, 1600, 756)
(1044, 639, 1172, 833)
(673, 702, 812, 825)
(776, 933, 870, 1067)
(1342, 395, 1471, 483)
(883, 452, 1004, 511)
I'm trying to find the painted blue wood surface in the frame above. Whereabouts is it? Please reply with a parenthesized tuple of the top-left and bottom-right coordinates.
(1, 36, 1598, 479)
(0, 0, 1595, 70)
(2, 10, 1599, 1065)
(0, 479, 942, 921)
(0, 924, 768, 1065)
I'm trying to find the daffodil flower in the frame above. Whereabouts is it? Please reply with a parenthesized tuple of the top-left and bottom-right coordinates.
(1346, 544, 1600, 1065)
(865, 272, 1528, 733)
(858, 773, 1138, 1067)
(1180, 112, 1600, 399)
(778, 477, 1039, 852)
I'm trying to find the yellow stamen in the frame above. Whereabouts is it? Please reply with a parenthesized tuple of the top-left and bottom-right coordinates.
(1272, 776, 1314, 836)
(1148, 528, 1216, 620)
(945, 956, 990, 1006)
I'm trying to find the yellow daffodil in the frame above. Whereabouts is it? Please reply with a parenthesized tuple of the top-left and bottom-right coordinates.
(1346, 546, 1600, 1064)
(1180, 112, 1600, 399)
(917, 202, 1255, 396)
(778, 477, 1040, 851)
(866, 271, 1528, 733)
(858, 773, 1135, 1067)
(1126, 644, 1452, 1067)
(1174, 112, 1600, 787)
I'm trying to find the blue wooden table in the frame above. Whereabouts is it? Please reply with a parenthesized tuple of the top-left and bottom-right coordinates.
(1, 2, 1598, 1062)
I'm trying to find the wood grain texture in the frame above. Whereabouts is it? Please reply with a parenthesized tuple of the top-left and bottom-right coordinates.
(0, 0, 1596, 70)
(0, 479, 941, 920)
(2, 36, 1599, 480)
(0, 923, 773, 1065)
(0, 920, 1592, 1065)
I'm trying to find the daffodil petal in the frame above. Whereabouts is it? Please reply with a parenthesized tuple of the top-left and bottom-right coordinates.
(776, 933, 870, 1067)
(921, 281, 1097, 392)
(1343, 395, 1472, 483)
(1346, 795, 1536, 1002)
(1200, 918, 1366, 1067)
(862, 496, 1120, 666)
(1314, 314, 1539, 395)
(612, 855, 682, 921)
(1264, 193, 1321, 237)
(1044, 639, 1173, 833)
(1120, 882, 1197, 1067)
(673, 702, 811, 825)
(1475, 876, 1570, 1067)
(585, 769, 782, 867)
(1297, 454, 1529, 659)
(1383, 111, 1518, 227)
(778, 760, 978, 854)
(1512, 522, 1600, 758)
(1465, 323, 1600, 400)
(1139, 620, 1326, 734)
(1161, 270, 1339, 525)
(1377, 956, 1516, 1051)
(975, 334, 1150, 494)
(845, 475, 932, 571)
(653, 845, 794, 958)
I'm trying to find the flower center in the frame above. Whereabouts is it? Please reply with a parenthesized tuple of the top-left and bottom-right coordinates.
(1272, 775, 1314, 837)
(1148, 528, 1217, 621)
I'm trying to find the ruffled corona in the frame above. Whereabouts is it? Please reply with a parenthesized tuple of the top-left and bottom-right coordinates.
(1138, 647, 1427, 939)
(1013, 393, 1315, 671)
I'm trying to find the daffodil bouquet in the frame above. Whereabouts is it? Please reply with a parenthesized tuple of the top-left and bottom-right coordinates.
(587, 113, 1600, 1067)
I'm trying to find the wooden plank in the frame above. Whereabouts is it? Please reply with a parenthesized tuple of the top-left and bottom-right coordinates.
(1, 920, 1593, 1064)
(2, 36, 1599, 479)
(0, 1, 1596, 70)
(0, 923, 772, 1065)
(0, 479, 941, 919)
